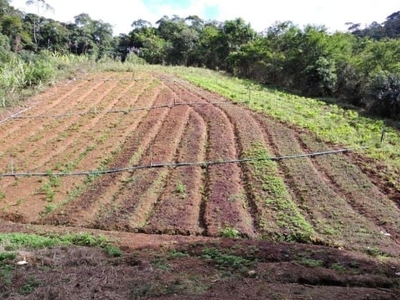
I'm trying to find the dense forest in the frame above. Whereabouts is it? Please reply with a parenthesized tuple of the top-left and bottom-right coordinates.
(1, 0, 400, 120)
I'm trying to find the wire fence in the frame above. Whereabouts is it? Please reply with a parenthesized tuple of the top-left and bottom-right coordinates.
(0, 106, 34, 125)
(0, 147, 367, 178)
(1, 100, 232, 121)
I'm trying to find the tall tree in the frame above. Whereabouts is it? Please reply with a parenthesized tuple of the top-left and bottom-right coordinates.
(384, 11, 400, 38)
(25, 0, 54, 46)
(156, 15, 199, 65)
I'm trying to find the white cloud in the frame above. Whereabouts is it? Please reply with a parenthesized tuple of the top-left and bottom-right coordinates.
(9, 0, 400, 35)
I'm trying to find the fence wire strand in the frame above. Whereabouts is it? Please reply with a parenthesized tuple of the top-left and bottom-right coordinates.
(0, 147, 367, 178)
(4, 101, 232, 120)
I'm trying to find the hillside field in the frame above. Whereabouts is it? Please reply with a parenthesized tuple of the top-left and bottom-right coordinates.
(1, 69, 400, 299)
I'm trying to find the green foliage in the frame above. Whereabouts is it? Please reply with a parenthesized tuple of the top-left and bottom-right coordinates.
(151, 256, 171, 271)
(0, 252, 16, 262)
(331, 262, 346, 272)
(219, 226, 241, 239)
(365, 246, 386, 257)
(125, 53, 147, 65)
(40, 182, 55, 201)
(42, 203, 56, 214)
(0, 232, 113, 251)
(103, 244, 123, 257)
(176, 67, 400, 169)
(0, 3, 399, 121)
(24, 57, 56, 86)
(19, 277, 39, 295)
(367, 71, 400, 119)
(298, 258, 324, 267)
(168, 250, 189, 258)
(175, 181, 187, 198)
(0, 50, 92, 107)
(201, 248, 253, 271)
(245, 143, 315, 242)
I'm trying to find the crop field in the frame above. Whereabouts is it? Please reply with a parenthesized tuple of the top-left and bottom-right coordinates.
(0, 70, 399, 258)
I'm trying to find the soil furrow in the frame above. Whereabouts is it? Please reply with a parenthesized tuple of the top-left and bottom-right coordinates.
(142, 109, 207, 236)
(61, 78, 157, 174)
(23, 80, 135, 171)
(0, 79, 117, 172)
(298, 133, 400, 242)
(196, 103, 256, 238)
(39, 82, 165, 226)
(159, 77, 256, 238)
(0, 76, 111, 146)
(0, 76, 88, 129)
(0, 81, 124, 219)
(216, 103, 315, 240)
(63, 86, 173, 228)
(168, 77, 314, 241)
(255, 114, 397, 254)
(96, 102, 189, 231)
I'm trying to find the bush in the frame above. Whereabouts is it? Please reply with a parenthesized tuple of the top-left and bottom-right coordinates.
(24, 59, 56, 87)
(367, 72, 400, 119)
(303, 56, 337, 96)
(335, 62, 364, 105)
(125, 53, 147, 65)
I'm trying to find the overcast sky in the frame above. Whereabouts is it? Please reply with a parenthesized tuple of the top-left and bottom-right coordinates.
(10, 0, 400, 35)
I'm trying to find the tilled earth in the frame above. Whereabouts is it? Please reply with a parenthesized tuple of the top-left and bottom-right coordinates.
(0, 71, 400, 298)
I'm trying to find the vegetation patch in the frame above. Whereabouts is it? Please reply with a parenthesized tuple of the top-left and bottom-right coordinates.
(0, 232, 117, 252)
(245, 143, 315, 242)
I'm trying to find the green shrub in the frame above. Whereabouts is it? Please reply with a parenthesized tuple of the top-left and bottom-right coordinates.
(367, 72, 400, 119)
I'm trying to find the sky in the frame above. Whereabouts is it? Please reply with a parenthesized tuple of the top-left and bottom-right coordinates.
(10, 0, 400, 35)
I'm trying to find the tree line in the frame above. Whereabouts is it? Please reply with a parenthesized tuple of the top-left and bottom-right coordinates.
(1, 0, 400, 119)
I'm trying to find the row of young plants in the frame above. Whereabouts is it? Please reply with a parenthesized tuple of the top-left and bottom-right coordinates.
(0, 50, 148, 113)
(175, 77, 317, 242)
(37, 75, 161, 219)
(174, 67, 400, 190)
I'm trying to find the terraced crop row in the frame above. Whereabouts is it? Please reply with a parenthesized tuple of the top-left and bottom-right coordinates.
(0, 71, 399, 257)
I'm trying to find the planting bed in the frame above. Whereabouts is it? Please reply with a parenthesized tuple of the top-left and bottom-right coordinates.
(1, 70, 400, 297)
(0, 71, 398, 251)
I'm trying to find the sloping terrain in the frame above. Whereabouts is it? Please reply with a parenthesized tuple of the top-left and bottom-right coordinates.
(0, 71, 400, 298)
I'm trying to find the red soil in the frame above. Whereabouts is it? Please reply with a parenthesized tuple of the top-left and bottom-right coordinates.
(1, 71, 400, 299)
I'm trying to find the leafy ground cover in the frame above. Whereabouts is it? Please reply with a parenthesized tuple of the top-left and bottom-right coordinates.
(175, 67, 400, 192)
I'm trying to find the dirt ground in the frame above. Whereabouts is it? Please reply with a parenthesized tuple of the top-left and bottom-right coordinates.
(0, 221, 400, 299)
(1, 71, 400, 299)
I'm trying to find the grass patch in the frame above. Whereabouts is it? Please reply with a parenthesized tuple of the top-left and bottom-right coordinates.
(245, 143, 315, 242)
(219, 226, 241, 239)
(297, 258, 324, 267)
(201, 247, 254, 272)
(330, 262, 347, 272)
(0, 232, 119, 254)
(173, 67, 400, 190)
(0, 252, 17, 262)
(18, 277, 40, 295)
(169, 250, 190, 258)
